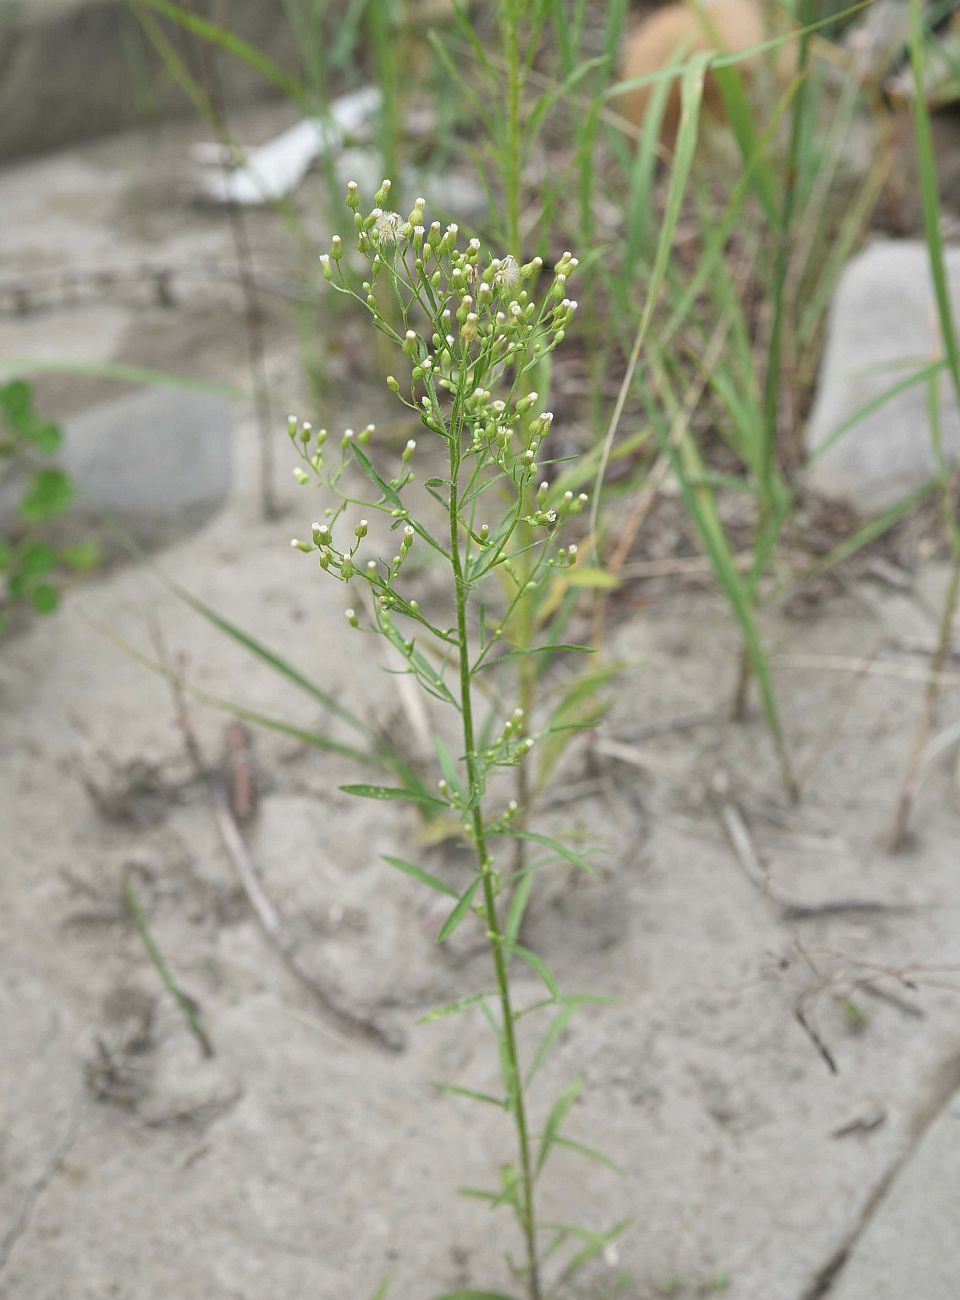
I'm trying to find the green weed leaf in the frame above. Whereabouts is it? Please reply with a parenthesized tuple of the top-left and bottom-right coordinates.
(435, 877, 481, 943)
(418, 989, 491, 1024)
(20, 468, 73, 521)
(381, 855, 459, 898)
(340, 784, 447, 808)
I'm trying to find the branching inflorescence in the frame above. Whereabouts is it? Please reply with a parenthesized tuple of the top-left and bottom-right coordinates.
(288, 181, 622, 1298)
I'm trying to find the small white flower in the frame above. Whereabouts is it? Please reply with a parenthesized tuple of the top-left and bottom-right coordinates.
(495, 255, 521, 291)
(375, 210, 403, 243)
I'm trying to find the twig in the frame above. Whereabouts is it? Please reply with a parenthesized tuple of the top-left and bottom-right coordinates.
(858, 982, 925, 1020)
(708, 770, 913, 923)
(223, 720, 257, 823)
(709, 768, 775, 902)
(795, 1005, 838, 1075)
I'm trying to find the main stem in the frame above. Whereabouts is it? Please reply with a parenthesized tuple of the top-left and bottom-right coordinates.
(448, 437, 542, 1300)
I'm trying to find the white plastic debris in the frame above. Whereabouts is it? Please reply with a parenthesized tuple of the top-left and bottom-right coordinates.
(191, 86, 381, 206)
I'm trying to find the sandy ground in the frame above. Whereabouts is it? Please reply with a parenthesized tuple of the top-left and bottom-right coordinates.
(4, 113, 960, 1300)
(3, 408, 960, 1299)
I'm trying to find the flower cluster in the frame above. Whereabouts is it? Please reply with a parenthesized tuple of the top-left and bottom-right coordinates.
(286, 182, 592, 823)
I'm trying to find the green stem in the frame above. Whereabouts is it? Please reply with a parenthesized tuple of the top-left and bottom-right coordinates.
(501, 0, 523, 255)
(448, 434, 542, 1300)
(763, 0, 813, 501)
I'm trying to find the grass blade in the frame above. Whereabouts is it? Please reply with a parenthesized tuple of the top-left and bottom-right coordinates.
(590, 50, 710, 535)
(131, 0, 306, 106)
(124, 871, 212, 1057)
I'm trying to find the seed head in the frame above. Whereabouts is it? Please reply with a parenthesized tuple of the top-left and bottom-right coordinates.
(374, 210, 402, 243)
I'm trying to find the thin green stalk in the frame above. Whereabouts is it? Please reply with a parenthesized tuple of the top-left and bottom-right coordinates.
(448, 431, 542, 1300)
(762, 0, 814, 504)
(500, 0, 523, 255)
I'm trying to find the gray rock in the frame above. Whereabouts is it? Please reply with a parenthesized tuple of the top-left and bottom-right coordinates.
(805, 240, 960, 513)
(830, 1092, 960, 1300)
(61, 387, 233, 542)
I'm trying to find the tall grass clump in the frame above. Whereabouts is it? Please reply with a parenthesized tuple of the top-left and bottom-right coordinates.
(888, 0, 960, 850)
(291, 181, 623, 1298)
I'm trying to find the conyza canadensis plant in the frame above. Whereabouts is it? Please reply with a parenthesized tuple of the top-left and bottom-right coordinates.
(288, 181, 625, 1299)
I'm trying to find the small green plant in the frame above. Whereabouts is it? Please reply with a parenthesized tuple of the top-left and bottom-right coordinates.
(291, 180, 624, 1298)
(0, 378, 97, 634)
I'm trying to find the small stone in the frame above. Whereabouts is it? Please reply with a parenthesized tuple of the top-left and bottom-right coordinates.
(805, 240, 960, 513)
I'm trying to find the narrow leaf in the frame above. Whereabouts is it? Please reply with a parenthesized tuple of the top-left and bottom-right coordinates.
(435, 877, 481, 943)
(549, 1134, 624, 1175)
(507, 943, 559, 999)
(418, 989, 490, 1024)
(536, 1075, 584, 1178)
(341, 784, 447, 808)
(504, 872, 535, 946)
(500, 829, 593, 874)
(382, 855, 458, 898)
(433, 1083, 506, 1109)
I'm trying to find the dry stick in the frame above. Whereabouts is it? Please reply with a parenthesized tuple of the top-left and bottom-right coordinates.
(153, 628, 403, 1053)
(707, 768, 913, 923)
(888, 554, 960, 851)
